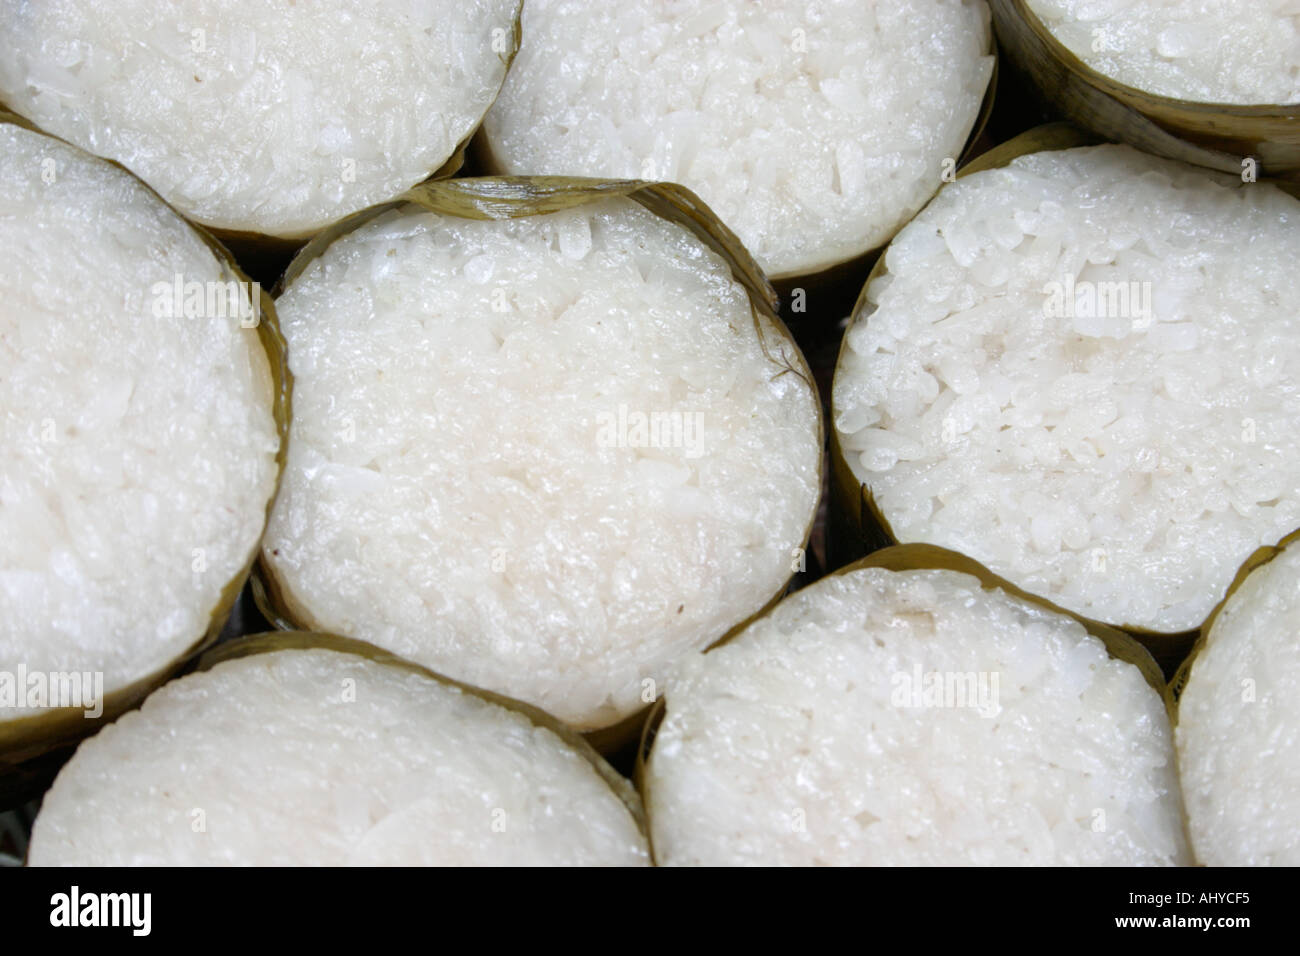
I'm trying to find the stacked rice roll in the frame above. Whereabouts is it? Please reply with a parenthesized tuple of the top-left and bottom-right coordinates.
(1175, 532, 1300, 866)
(482, 0, 994, 281)
(833, 137, 1300, 653)
(0, 0, 522, 239)
(644, 552, 1190, 866)
(260, 179, 822, 734)
(29, 636, 650, 865)
(0, 116, 285, 779)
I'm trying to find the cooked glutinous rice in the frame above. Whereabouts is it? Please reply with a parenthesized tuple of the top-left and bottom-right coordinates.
(1025, 0, 1300, 105)
(833, 144, 1300, 634)
(263, 194, 821, 731)
(0, 0, 520, 237)
(1176, 538, 1300, 865)
(0, 121, 280, 730)
(482, 0, 994, 279)
(645, 562, 1190, 866)
(28, 643, 649, 865)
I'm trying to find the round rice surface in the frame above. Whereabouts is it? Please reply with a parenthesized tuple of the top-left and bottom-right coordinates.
(0, 0, 519, 236)
(265, 196, 821, 730)
(0, 123, 279, 720)
(28, 646, 649, 865)
(833, 144, 1300, 633)
(483, 0, 993, 279)
(1176, 542, 1300, 865)
(646, 565, 1189, 866)
(1025, 0, 1300, 105)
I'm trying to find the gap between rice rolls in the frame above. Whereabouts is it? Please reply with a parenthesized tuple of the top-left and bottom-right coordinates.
(479, 0, 995, 285)
(992, 0, 1300, 180)
(0, 114, 288, 799)
(259, 177, 823, 736)
(1173, 527, 1300, 866)
(28, 633, 650, 865)
(0, 0, 523, 244)
(641, 544, 1190, 866)
(831, 125, 1300, 669)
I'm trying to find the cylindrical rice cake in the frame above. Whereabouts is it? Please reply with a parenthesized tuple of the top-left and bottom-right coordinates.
(1025, 0, 1300, 105)
(262, 184, 822, 732)
(833, 142, 1300, 636)
(644, 560, 1190, 866)
(0, 0, 521, 238)
(481, 0, 994, 280)
(1176, 534, 1300, 866)
(28, 639, 650, 865)
(0, 117, 283, 760)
